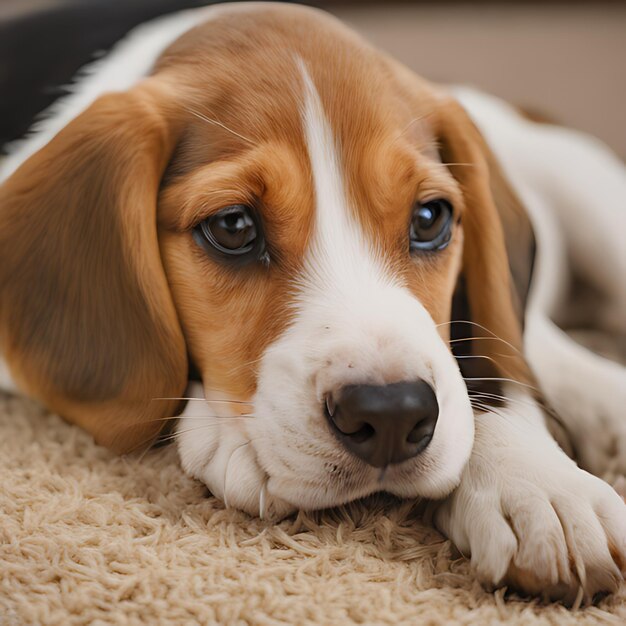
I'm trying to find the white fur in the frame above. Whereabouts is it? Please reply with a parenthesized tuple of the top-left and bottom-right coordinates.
(177, 62, 475, 515)
(177, 382, 295, 520)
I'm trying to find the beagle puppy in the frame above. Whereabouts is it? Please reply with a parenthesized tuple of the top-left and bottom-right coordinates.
(1, 3, 624, 605)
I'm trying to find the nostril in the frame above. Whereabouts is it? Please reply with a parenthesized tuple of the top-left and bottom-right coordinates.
(347, 422, 375, 444)
(324, 397, 376, 443)
(407, 421, 434, 446)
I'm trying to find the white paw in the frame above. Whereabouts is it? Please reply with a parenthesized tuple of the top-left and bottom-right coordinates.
(181, 422, 296, 521)
(218, 441, 297, 521)
(434, 406, 626, 605)
(176, 384, 296, 521)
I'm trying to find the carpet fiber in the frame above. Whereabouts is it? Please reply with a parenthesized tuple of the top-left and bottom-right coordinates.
(1, 392, 624, 625)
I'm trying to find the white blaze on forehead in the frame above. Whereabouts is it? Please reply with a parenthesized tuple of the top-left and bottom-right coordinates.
(296, 60, 399, 295)
(293, 59, 442, 395)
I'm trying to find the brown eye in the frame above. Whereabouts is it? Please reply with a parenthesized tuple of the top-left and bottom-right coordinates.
(194, 205, 268, 265)
(409, 199, 453, 251)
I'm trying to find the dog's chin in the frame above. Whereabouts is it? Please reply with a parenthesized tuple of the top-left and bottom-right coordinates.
(263, 457, 466, 514)
(261, 426, 472, 512)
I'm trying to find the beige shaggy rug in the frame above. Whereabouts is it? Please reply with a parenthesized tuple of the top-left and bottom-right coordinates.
(0, 392, 624, 626)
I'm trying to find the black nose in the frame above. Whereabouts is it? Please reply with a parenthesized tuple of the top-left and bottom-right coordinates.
(326, 380, 439, 468)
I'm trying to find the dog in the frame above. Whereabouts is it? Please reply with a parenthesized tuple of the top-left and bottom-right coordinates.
(0, 2, 624, 605)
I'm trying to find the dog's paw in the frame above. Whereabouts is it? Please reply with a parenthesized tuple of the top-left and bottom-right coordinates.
(434, 411, 626, 605)
(176, 384, 296, 521)
(220, 445, 297, 521)
(179, 418, 296, 520)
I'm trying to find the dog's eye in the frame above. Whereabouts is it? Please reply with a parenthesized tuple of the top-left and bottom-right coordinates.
(409, 199, 453, 251)
(194, 205, 267, 264)
(202, 205, 257, 251)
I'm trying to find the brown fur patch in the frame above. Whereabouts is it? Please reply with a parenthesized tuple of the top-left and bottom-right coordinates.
(434, 98, 536, 387)
(0, 82, 187, 451)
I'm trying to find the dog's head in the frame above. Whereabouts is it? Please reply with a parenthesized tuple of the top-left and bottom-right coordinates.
(0, 4, 534, 509)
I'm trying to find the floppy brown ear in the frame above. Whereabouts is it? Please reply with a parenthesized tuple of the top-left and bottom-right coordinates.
(0, 79, 188, 452)
(436, 98, 536, 389)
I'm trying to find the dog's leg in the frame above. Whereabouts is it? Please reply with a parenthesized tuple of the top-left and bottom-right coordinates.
(522, 130, 626, 478)
(434, 385, 626, 605)
(526, 315, 626, 477)
(541, 133, 626, 337)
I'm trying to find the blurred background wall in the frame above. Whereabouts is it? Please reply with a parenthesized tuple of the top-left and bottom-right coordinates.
(1, 1, 624, 157)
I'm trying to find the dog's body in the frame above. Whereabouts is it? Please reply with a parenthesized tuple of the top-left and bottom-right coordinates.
(0, 3, 624, 605)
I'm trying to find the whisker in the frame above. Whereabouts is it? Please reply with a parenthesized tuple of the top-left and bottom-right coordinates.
(463, 376, 541, 394)
(136, 430, 166, 462)
(469, 401, 497, 415)
(447, 338, 520, 361)
(470, 398, 538, 423)
(152, 397, 253, 405)
(455, 353, 502, 365)
(186, 108, 255, 145)
(132, 414, 260, 451)
(391, 114, 429, 144)
(172, 415, 255, 421)
(453, 353, 525, 387)
(467, 366, 561, 419)
(154, 423, 240, 446)
(123, 427, 174, 458)
(438, 319, 523, 357)
(204, 398, 253, 405)
(469, 391, 541, 411)
(122, 411, 255, 456)
(447, 337, 517, 351)
(438, 319, 482, 328)
(138, 414, 255, 426)
(472, 388, 558, 423)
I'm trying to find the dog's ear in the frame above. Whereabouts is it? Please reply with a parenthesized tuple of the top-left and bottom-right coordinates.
(0, 79, 188, 452)
(435, 98, 536, 389)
